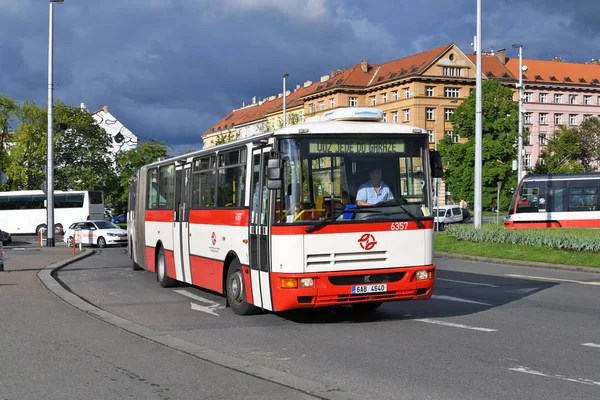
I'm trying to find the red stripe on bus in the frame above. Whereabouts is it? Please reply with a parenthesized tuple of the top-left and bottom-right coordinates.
(271, 219, 434, 235)
(190, 255, 225, 294)
(164, 249, 176, 279)
(145, 210, 173, 223)
(145, 246, 156, 272)
(507, 218, 599, 229)
(243, 265, 253, 305)
(189, 209, 249, 226)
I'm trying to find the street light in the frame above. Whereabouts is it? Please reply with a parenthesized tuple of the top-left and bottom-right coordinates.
(512, 44, 524, 185)
(282, 73, 289, 127)
(47, 0, 63, 247)
(474, 0, 483, 228)
(433, 99, 458, 230)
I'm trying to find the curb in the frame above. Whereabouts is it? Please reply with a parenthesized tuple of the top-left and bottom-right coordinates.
(37, 251, 359, 400)
(434, 251, 600, 274)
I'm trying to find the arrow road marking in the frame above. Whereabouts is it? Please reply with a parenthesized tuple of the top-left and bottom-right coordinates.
(437, 278, 499, 288)
(506, 274, 600, 286)
(174, 289, 225, 316)
(582, 343, 600, 349)
(432, 294, 493, 306)
(509, 366, 600, 387)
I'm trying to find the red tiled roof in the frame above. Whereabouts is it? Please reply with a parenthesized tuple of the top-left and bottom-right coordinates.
(466, 54, 516, 80)
(504, 57, 600, 85)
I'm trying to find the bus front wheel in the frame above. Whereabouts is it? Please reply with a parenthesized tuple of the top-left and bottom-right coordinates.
(156, 247, 177, 288)
(226, 259, 258, 316)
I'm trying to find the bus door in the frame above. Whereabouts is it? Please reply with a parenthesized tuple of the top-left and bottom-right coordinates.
(249, 146, 273, 311)
(174, 163, 193, 284)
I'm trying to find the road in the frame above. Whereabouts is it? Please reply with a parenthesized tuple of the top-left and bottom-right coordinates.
(52, 246, 600, 400)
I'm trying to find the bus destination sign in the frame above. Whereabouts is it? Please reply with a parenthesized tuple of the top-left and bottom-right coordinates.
(309, 140, 405, 154)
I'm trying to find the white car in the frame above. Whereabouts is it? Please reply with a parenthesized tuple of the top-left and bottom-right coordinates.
(64, 220, 127, 248)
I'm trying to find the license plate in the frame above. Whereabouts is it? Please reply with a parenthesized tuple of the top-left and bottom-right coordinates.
(351, 284, 387, 294)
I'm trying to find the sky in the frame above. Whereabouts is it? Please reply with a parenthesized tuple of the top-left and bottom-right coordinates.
(1, 0, 599, 155)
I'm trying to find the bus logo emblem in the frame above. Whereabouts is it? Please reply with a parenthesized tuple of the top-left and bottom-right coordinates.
(358, 233, 377, 251)
(211, 232, 217, 246)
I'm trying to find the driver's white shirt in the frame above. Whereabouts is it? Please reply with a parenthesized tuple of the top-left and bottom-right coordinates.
(356, 180, 394, 205)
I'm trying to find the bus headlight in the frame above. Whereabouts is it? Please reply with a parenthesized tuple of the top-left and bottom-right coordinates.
(416, 270, 430, 281)
(299, 278, 314, 288)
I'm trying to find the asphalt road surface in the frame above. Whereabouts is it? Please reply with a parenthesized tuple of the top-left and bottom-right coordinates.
(55, 247, 600, 400)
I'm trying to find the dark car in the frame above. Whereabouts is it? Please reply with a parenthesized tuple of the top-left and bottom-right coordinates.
(111, 214, 126, 224)
(1, 229, 11, 246)
(461, 208, 472, 222)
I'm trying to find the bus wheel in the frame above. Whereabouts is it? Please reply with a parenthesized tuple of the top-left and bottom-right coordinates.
(226, 259, 257, 316)
(156, 247, 177, 288)
(351, 302, 383, 313)
(36, 224, 47, 235)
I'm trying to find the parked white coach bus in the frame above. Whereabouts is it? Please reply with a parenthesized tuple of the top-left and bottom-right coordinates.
(0, 190, 104, 234)
(128, 107, 443, 315)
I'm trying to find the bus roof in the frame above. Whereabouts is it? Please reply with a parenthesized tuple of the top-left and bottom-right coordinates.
(523, 172, 600, 182)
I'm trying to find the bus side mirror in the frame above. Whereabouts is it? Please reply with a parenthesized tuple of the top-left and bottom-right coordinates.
(430, 150, 443, 178)
(266, 158, 282, 190)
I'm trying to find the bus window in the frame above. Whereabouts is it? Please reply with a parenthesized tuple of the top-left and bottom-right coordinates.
(158, 164, 175, 210)
(89, 191, 103, 204)
(217, 148, 246, 208)
(147, 169, 158, 210)
(192, 156, 216, 208)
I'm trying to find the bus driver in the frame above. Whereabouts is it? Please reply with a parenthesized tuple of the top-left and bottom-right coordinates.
(356, 167, 394, 206)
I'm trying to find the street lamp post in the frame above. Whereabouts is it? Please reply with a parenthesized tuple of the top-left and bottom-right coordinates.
(47, 0, 64, 247)
(474, 0, 483, 228)
(433, 99, 458, 230)
(512, 44, 524, 185)
(282, 73, 289, 127)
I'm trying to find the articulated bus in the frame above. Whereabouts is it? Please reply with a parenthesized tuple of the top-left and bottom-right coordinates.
(128, 107, 443, 315)
(504, 173, 600, 229)
(0, 190, 105, 234)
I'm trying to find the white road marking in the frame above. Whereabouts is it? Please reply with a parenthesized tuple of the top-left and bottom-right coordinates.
(508, 366, 600, 387)
(413, 318, 497, 332)
(437, 278, 499, 288)
(504, 287, 539, 294)
(582, 343, 600, 349)
(432, 295, 493, 306)
(506, 274, 600, 286)
(174, 289, 225, 316)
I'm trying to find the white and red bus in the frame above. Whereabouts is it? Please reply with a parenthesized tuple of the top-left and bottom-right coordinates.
(504, 173, 600, 229)
(128, 107, 443, 315)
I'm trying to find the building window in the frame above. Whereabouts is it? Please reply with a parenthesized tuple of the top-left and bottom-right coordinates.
(524, 92, 532, 102)
(381, 93, 387, 103)
(584, 114, 592, 121)
(539, 113, 548, 125)
(382, 113, 387, 122)
(554, 113, 563, 125)
(404, 88, 411, 98)
(426, 108, 434, 120)
(445, 87, 460, 98)
(569, 114, 577, 125)
(446, 130, 460, 143)
(427, 130, 434, 143)
(584, 95, 592, 105)
(539, 93, 547, 103)
(318, 101, 324, 111)
(426, 86, 435, 97)
(524, 153, 531, 169)
(370, 96, 376, 105)
(403, 109, 410, 121)
(329, 98, 334, 108)
(554, 94, 562, 104)
(443, 67, 461, 76)
(392, 91, 398, 101)
(392, 111, 398, 123)
(444, 108, 454, 121)
(349, 97, 358, 107)
(569, 94, 577, 104)
(540, 133, 548, 145)
(309, 104, 314, 114)
(524, 112, 532, 125)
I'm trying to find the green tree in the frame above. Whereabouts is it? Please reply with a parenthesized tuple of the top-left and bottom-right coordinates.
(112, 140, 168, 214)
(531, 125, 585, 174)
(214, 129, 239, 145)
(438, 80, 520, 210)
(578, 117, 600, 171)
(0, 94, 19, 189)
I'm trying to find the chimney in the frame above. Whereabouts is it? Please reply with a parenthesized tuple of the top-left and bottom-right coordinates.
(320, 75, 330, 83)
(496, 48, 506, 64)
(295, 84, 301, 91)
(303, 80, 313, 88)
(551, 56, 563, 62)
(278, 93, 283, 98)
(361, 59, 369, 73)
(285, 90, 291, 96)
(252, 96, 256, 104)
(103, 105, 109, 113)
(331, 69, 345, 77)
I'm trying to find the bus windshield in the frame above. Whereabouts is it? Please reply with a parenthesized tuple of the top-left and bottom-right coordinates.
(274, 137, 431, 224)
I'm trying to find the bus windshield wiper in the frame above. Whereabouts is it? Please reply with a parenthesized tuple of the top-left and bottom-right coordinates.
(305, 208, 380, 233)
(375, 199, 425, 228)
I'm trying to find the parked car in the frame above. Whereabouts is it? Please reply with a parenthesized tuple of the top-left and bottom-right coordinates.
(1, 229, 11, 246)
(433, 205, 464, 225)
(111, 214, 126, 224)
(64, 220, 127, 248)
(461, 208, 472, 222)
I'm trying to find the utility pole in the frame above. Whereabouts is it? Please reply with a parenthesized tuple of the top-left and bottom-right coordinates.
(513, 44, 524, 184)
(474, 0, 483, 228)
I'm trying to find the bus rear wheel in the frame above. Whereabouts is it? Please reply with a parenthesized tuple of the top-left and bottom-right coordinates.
(226, 259, 258, 316)
(156, 247, 177, 288)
